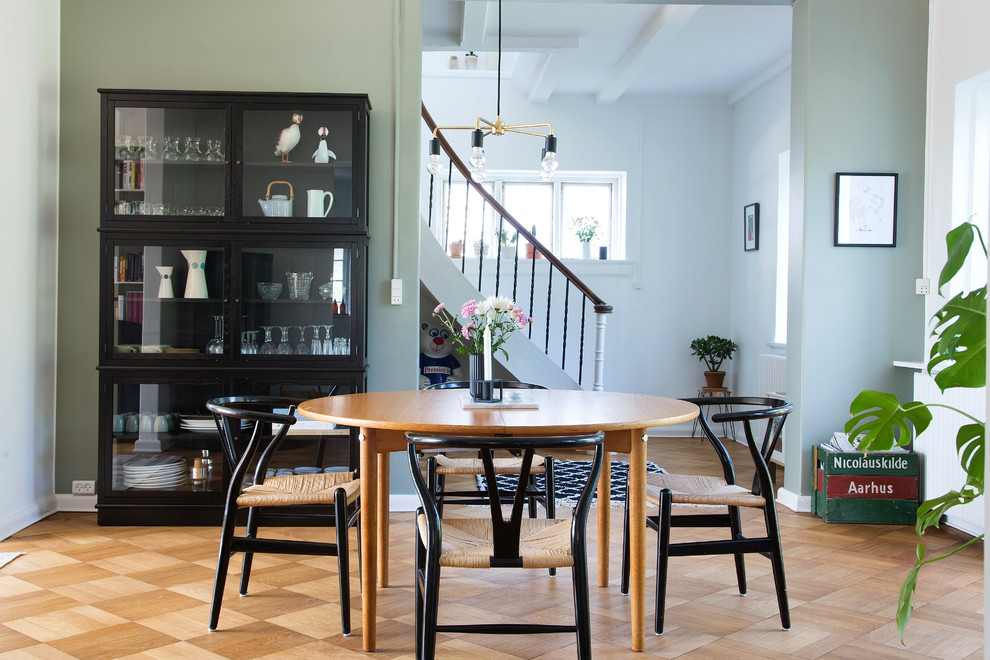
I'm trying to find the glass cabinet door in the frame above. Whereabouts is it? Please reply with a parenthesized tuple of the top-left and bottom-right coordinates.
(239, 107, 356, 224)
(238, 244, 359, 360)
(106, 379, 226, 495)
(112, 105, 226, 219)
(110, 242, 226, 357)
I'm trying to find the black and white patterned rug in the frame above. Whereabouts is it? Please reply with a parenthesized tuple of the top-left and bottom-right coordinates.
(476, 459, 665, 508)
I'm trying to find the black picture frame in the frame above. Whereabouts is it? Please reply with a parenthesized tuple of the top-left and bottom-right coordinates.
(744, 202, 759, 251)
(834, 172, 898, 247)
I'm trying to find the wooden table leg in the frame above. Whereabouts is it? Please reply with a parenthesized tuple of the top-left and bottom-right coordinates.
(359, 428, 378, 652)
(597, 451, 611, 587)
(377, 451, 390, 589)
(628, 433, 647, 652)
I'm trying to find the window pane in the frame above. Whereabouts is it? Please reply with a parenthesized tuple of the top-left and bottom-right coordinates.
(444, 178, 495, 252)
(561, 183, 611, 259)
(503, 182, 553, 252)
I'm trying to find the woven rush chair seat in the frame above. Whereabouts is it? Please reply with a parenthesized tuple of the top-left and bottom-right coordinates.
(417, 515, 574, 569)
(645, 472, 766, 508)
(236, 471, 361, 508)
(433, 452, 547, 475)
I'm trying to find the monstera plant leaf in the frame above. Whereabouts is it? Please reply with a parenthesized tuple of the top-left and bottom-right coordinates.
(956, 423, 985, 491)
(844, 391, 932, 452)
(928, 288, 986, 392)
(937, 222, 978, 294)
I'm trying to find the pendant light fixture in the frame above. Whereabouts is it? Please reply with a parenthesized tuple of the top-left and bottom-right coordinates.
(426, 0, 558, 182)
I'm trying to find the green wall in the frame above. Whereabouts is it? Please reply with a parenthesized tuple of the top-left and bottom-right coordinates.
(57, 0, 423, 493)
(784, 0, 928, 501)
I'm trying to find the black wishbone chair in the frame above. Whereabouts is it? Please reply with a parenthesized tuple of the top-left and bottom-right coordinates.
(620, 396, 793, 635)
(206, 396, 360, 633)
(407, 432, 605, 660)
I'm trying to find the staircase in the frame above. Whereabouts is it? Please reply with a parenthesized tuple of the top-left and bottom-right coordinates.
(421, 104, 613, 390)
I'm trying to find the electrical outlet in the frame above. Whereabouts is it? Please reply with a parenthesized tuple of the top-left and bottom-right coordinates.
(390, 278, 402, 305)
(916, 278, 930, 295)
(72, 480, 95, 495)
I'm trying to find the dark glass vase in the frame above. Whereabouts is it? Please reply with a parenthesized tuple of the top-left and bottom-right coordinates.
(468, 353, 486, 400)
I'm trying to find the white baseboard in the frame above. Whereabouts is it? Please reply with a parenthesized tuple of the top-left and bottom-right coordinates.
(56, 494, 98, 513)
(775, 487, 811, 512)
(0, 494, 58, 540)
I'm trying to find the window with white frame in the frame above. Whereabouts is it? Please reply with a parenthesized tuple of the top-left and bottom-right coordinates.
(436, 171, 626, 260)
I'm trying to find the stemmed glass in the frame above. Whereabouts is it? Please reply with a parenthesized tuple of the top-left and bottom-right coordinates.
(276, 326, 293, 355)
(240, 331, 257, 355)
(204, 139, 224, 162)
(309, 325, 323, 355)
(259, 326, 276, 355)
(206, 315, 224, 354)
(183, 137, 202, 161)
(162, 136, 181, 161)
(321, 325, 334, 355)
(294, 326, 310, 355)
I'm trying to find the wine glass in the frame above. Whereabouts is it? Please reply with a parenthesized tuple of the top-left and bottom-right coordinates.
(204, 139, 224, 162)
(206, 315, 224, 354)
(259, 326, 276, 355)
(240, 331, 255, 355)
(309, 325, 323, 355)
(276, 326, 293, 355)
(162, 136, 181, 160)
(294, 326, 310, 355)
(183, 136, 202, 161)
(321, 325, 334, 355)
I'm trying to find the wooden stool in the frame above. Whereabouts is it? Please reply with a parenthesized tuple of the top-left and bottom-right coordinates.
(690, 387, 736, 441)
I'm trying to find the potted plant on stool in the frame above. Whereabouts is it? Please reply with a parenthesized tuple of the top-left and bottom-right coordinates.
(689, 335, 738, 388)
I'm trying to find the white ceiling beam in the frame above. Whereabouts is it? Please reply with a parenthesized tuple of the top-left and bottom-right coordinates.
(459, 1, 490, 50)
(527, 52, 574, 103)
(595, 5, 700, 104)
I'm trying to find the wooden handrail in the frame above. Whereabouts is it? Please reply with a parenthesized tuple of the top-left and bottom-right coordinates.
(422, 103, 612, 314)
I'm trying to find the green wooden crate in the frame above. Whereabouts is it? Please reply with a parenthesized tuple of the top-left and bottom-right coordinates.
(813, 444, 919, 525)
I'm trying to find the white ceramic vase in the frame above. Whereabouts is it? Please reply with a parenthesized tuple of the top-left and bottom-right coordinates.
(181, 250, 208, 298)
(581, 242, 591, 259)
(155, 266, 173, 298)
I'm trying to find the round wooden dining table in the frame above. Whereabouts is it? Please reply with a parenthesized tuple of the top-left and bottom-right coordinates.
(298, 388, 698, 652)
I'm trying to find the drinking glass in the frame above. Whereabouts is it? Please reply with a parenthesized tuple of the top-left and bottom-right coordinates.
(259, 326, 276, 355)
(276, 326, 293, 355)
(115, 135, 134, 160)
(309, 325, 323, 355)
(294, 326, 310, 354)
(206, 315, 224, 354)
(321, 325, 334, 355)
(183, 137, 202, 161)
(204, 139, 224, 162)
(162, 136, 181, 161)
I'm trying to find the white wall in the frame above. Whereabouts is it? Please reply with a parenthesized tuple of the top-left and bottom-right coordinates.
(422, 77, 735, 403)
(730, 71, 791, 398)
(0, 0, 60, 538)
(783, 0, 928, 506)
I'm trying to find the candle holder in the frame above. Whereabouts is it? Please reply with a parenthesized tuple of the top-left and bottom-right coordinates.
(468, 354, 503, 402)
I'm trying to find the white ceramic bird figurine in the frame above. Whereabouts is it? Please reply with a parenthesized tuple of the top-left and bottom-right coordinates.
(312, 126, 336, 164)
(274, 113, 303, 162)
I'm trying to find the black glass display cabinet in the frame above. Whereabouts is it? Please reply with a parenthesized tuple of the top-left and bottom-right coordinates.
(96, 90, 370, 525)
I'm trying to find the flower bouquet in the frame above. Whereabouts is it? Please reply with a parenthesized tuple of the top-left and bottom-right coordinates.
(432, 296, 531, 359)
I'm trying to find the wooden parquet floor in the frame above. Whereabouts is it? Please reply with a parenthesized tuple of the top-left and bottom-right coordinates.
(0, 437, 983, 659)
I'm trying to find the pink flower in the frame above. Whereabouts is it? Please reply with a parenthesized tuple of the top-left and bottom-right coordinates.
(461, 300, 478, 317)
(461, 323, 475, 341)
(433, 303, 445, 313)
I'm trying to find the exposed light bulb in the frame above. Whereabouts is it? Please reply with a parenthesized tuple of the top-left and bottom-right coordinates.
(427, 153, 443, 175)
(471, 166, 487, 183)
(538, 168, 553, 182)
(541, 151, 558, 172)
(469, 146, 486, 168)
(541, 134, 559, 177)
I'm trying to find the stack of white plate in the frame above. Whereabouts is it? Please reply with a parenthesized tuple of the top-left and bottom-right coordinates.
(180, 415, 249, 434)
(123, 455, 187, 489)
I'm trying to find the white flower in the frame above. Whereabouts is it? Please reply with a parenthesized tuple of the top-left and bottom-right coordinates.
(487, 295, 514, 312)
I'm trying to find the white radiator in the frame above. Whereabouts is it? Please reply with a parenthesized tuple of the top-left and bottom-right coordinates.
(913, 372, 985, 536)
(759, 354, 787, 397)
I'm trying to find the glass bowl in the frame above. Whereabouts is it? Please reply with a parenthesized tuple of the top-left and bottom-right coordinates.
(257, 282, 283, 300)
(318, 282, 334, 300)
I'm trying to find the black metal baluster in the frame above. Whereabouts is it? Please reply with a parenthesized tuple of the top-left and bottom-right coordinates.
(427, 174, 434, 229)
(477, 197, 486, 292)
(561, 280, 570, 370)
(544, 263, 553, 354)
(495, 214, 504, 296)
(511, 244, 519, 303)
(578, 297, 587, 387)
(459, 175, 467, 273)
(528, 248, 536, 339)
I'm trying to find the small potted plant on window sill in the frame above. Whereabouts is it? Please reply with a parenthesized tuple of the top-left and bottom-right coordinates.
(472, 238, 489, 258)
(449, 240, 463, 259)
(689, 335, 738, 389)
(571, 216, 600, 259)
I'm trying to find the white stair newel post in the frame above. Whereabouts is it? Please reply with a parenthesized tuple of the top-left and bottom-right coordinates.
(593, 310, 608, 391)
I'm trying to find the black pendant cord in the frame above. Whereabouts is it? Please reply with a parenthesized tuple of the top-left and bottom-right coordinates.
(497, 0, 502, 118)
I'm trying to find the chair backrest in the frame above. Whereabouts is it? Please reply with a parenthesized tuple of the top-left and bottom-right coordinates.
(681, 396, 793, 498)
(207, 396, 300, 496)
(406, 432, 604, 566)
(424, 380, 548, 390)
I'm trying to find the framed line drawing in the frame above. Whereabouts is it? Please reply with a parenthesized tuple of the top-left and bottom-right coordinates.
(744, 202, 759, 251)
(834, 172, 898, 247)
